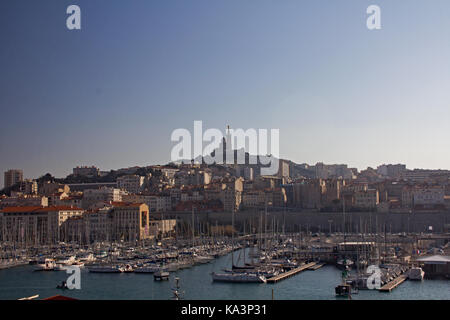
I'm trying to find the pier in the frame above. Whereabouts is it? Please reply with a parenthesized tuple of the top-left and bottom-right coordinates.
(267, 262, 317, 283)
(308, 263, 325, 271)
(379, 274, 408, 292)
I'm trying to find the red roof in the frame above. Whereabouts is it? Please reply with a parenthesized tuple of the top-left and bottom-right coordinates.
(1, 205, 83, 213)
(1, 206, 43, 213)
(110, 201, 147, 208)
(36, 206, 83, 212)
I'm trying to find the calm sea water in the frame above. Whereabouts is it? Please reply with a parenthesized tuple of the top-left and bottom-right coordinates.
(0, 249, 448, 300)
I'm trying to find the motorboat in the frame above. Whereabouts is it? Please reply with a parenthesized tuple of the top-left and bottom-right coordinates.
(34, 259, 56, 271)
(408, 267, 425, 280)
(120, 264, 134, 273)
(336, 258, 354, 270)
(211, 272, 266, 283)
(56, 255, 76, 266)
(335, 283, 352, 297)
(134, 265, 160, 273)
(88, 265, 122, 273)
(154, 270, 170, 281)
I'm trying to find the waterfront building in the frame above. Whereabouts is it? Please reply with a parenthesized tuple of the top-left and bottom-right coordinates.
(0, 205, 84, 245)
(416, 255, 450, 279)
(149, 219, 177, 239)
(110, 203, 150, 241)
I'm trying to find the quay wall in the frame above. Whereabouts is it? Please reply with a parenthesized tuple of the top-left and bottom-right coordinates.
(164, 210, 450, 234)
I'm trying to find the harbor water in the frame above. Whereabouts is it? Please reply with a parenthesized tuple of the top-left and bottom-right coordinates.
(0, 249, 448, 300)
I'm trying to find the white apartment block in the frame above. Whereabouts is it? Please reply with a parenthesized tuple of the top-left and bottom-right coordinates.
(116, 175, 145, 194)
(122, 194, 172, 212)
(82, 187, 124, 209)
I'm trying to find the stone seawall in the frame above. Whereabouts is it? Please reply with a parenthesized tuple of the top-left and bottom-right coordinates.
(164, 210, 450, 233)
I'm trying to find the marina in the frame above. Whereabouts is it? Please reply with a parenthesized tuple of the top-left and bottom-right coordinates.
(0, 248, 449, 300)
(0, 229, 448, 300)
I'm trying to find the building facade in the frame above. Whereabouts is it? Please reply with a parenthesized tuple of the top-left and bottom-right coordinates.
(4, 169, 23, 189)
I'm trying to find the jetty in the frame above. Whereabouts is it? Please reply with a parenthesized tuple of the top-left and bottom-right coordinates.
(379, 274, 408, 292)
(308, 263, 325, 270)
(267, 262, 317, 283)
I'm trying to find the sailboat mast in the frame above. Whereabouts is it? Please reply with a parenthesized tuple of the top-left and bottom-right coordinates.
(191, 207, 195, 248)
(231, 207, 234, 268)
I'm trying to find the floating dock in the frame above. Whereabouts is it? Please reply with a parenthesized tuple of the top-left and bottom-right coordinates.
(379, 274, 408, 292)
(308, 263, 325, 271)
(267, 262, 317, 283)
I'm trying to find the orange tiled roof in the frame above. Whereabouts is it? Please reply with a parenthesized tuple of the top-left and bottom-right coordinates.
(111, 202, 145, 208)
(1, 205, 83, 213)
(36, 206, 83, 212)
(1, 206, 43, 213)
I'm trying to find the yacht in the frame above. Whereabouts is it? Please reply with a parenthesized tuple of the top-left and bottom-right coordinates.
(194, 255, 214, 264)
(211, 272, 267, 283)
(56, 256, 76, 266)
(134, 265, 160, 273)
(154, 270, 170, 281)
(408, 267, 425, 280)
(88, 265, 122, 273)
(336, 258, 354, 270)
(79, 253, 96, 263)
(335, 283, 352, 297)
(120, 264, 134, 273)
(34, 258, 56, 271)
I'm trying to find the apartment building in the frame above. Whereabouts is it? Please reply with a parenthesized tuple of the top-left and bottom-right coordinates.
(4, 169, 23, 189)
(354, 189, 379, 209)
(116, 175, 145, 194)
(0, 205, 84, 245)
(82, 187, 124, 209)
(111, 203, 150, 241)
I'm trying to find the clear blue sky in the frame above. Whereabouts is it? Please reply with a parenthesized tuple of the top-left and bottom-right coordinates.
(2, 0, 450, 186)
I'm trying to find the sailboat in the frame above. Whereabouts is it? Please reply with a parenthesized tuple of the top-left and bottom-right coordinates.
(336, 198, 353, 270)
(211, 208, 267, 283)
(171, 277, 184, 300)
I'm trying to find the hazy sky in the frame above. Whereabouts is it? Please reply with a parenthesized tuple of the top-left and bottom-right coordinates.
(2, 0, 450, 186)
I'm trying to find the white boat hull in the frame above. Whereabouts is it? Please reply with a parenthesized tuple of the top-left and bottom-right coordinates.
(212, 272, 266, 283)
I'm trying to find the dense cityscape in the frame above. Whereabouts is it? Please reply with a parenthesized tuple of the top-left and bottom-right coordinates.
(2, 158, 450, 243)
(1, 1, 449, 307)
(1, 143, 449, 300)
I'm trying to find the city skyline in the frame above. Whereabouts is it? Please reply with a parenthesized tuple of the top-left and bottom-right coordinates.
(3, 1, 450, 187)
